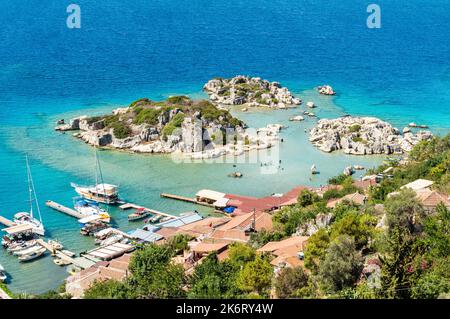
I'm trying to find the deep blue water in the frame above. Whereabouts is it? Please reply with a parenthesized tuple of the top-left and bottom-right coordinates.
(0, 0, 449, 294)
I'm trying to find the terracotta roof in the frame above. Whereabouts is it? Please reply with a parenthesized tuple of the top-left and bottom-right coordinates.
(225, 186, 310, 215)
(217, 211, 272, 231)
(270, 255, 304, 268)
(353, 179, 378, 191)
(257, 236, 309, 253)
(416, 190, 450, 207)
(191, 242, 229, 253)
(210, 229, 249, 242)
(326, 192, 367, 208)
(178, 217, 230, 234)
(401, 179, 434, 191)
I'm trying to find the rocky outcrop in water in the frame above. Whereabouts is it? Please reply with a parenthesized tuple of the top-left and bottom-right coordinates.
(55, 97, 282, 157)
(309, 116, 433, 155)
(203, 76, 302, 109)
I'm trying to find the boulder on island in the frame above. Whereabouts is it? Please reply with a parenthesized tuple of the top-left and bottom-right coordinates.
(309, 116, 433, 155)
(203, 76, 302, 109)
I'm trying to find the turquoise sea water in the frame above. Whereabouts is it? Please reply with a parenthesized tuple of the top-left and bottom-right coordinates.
(0, 1, 449, 294)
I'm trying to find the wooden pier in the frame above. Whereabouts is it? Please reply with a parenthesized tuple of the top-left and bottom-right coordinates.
(45, 200, 86, 219)
(119, 202, 177, 219)
(0, 216, 15, 227)
(160, 193, 214, 207)
(35, 239, 94, 269)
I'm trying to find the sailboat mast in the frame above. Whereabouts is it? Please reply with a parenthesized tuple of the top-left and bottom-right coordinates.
(26, 156, 43, 224)
(95, 148, 108, 205)
(26, 156, 33, 218)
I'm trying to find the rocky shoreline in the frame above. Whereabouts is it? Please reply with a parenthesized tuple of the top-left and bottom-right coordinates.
(55, 96, 283, 158)
(309, 116, 433, 155)
(203, 76, 302, 109)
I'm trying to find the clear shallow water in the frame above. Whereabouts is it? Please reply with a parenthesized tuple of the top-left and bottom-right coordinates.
(0, 1, 449, 294)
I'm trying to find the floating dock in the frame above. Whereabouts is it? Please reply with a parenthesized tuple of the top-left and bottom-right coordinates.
(0, 216, 15, 227)
(36, 239, 95, 269)
(45, 200, 86, 219)
(119, 202, 177, 219)
(83, 242, 135, 261)
(160, 193, 214, 207)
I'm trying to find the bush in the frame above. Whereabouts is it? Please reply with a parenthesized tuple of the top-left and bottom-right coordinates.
(133, 107, 162, 125)
(111, 122, 132, 139)
(349, 124, 361, 133)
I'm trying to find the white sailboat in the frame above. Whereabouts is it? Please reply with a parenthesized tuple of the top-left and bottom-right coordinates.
(0, 264, 7, 282)
(13, 157, 45, 236)
(71, 149, 119, 205)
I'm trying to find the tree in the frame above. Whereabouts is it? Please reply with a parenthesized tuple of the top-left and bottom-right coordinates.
(411, 258, 449, 299)
(304, 229, 330, 273)
(167, 234, 193, 255)
(274, 267, 309, 298)
(83, 279, 132, 299)
(318, 235, 363, 293)
(420, 203, 449, 258)
(330, 212, 377, 251)
(378, 227, 419, 299)
(188, 253, 241, 299)
(128, 244, 186, 298)
(384, 188, 425, 235)
(236, 256, 273, 297)
(297, 189, 320, 207)
(228, 243, 256, 268)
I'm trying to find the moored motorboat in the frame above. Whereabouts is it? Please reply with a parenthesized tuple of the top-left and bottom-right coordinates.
(18, 247, 46, 262)
(148, 215, 163, 224)
(74, 198, 111, 223)
(13, 244, 42, 256)
(128, 207, 151, 222)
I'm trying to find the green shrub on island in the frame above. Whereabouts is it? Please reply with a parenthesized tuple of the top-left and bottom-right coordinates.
(162, 112, 185, 137)
(111, 121, 132, 139)
(349, 124, 361, 133)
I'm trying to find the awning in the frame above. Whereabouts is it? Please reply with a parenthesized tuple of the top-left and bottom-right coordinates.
(2, 224, 34, 235)
(223, 206, 236, 214)
(195, 189, 226, 201)
(129, 229, 163, 243)
(213, 197, 230, 208)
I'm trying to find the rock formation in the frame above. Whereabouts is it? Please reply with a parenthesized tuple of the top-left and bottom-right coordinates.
(309, 116, 433, 155)
(55, 96, 282, 158)
(203, 76, 302, 109)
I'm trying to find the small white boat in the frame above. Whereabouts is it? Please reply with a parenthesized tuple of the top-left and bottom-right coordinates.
(7, 240, 37, 253)
(100, 234, 123, 247)
(48, 239, 63, 250)
(160, 216, 172, 223)
(128, 208, 151, 222)
(311, 164, 319, 175)
(74, 198, 111, 223)
(18, 247, 46, 262)
(53, 258, 71, 266)
(13, 244, 42, 256)
(0, 264, 7, 282)
(148, 215, 163, 223)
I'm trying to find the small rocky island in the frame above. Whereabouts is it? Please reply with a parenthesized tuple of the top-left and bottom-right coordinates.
(203, 75, 302, 109)
(309, 116, 433, 155)
(55, 96, 282, 158)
